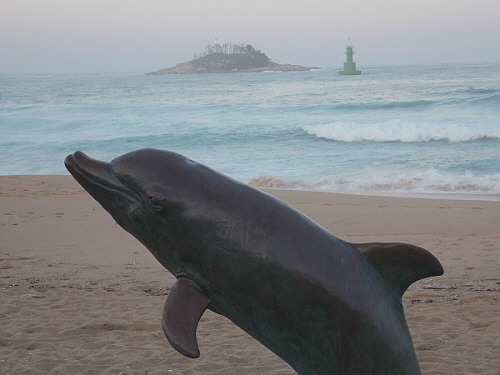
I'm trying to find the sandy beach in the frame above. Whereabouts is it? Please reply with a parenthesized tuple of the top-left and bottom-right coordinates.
(1, 175, 498, 375)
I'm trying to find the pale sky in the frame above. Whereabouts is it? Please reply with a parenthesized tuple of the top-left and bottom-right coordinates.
(1, 0, 499, 73)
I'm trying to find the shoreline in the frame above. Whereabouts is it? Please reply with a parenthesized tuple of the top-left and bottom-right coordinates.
(262, 186, 500, 202)
(3, 174, 499, 202)
(1, 175, 499, 374)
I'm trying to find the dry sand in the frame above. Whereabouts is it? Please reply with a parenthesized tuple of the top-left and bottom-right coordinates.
(1, 175, 498, 375)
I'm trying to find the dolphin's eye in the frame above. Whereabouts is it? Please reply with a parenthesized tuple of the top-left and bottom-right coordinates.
(149, 196, 163, 212)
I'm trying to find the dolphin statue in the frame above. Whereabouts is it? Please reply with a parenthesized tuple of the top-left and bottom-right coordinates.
(65, 149, 443, 375)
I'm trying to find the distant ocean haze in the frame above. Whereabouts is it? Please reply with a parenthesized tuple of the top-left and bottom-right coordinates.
(1, 63, 499, 195)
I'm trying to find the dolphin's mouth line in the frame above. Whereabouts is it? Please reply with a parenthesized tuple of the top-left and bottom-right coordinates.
(65, 153, 137, 201)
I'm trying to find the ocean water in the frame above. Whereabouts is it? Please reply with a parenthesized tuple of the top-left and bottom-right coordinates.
(1, 63, 499, 195)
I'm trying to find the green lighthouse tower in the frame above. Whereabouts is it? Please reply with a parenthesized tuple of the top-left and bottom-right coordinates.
(338, 40, 361, 75)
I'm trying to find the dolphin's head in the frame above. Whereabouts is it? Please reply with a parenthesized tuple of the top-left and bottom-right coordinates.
(64, 149, 231, 274)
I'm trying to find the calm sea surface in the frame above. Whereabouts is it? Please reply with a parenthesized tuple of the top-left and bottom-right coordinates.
(1, 63, 499, 195)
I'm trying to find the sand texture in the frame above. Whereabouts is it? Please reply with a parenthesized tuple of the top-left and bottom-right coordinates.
(1, 175, 499, 374)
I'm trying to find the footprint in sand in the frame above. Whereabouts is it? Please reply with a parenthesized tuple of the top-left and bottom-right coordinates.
(25, 343, 41, 350)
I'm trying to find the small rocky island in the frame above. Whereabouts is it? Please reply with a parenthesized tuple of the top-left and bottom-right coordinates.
(148, 42, 315, 74)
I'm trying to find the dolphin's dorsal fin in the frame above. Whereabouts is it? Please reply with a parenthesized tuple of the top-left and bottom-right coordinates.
(356, 242, 444, 297)
(162, 278, 212, 358)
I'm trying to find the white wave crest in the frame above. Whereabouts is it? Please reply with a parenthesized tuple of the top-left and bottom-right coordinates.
(302, 121, 500, 142)
(248, 172, 500, 195)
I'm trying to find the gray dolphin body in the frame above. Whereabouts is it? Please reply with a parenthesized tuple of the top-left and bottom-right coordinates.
(65, 149, 443, 375)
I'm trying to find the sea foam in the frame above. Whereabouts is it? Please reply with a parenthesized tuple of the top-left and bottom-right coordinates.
(302, 121, 499, 143)
(248, 171, 500, 195)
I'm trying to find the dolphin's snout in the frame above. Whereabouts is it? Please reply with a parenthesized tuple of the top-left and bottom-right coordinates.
(64, 151, 124, 197)
(64, 150, 88, 166)
(65, 151, 112, 179)
(65, 151, 109, 176)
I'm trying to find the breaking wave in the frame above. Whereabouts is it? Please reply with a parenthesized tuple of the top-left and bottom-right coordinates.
(248, 172, 500, 195)
(302, 121, 500, 143)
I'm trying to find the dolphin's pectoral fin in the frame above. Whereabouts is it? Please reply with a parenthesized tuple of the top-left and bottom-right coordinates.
(162, 278, 212, 358)
(356, 242, 444, 296)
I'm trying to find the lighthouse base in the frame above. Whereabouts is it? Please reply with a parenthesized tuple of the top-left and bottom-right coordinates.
(338, 70, 361, 75)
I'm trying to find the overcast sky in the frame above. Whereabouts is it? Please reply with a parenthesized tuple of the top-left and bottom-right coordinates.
(2, 0, 499, 73)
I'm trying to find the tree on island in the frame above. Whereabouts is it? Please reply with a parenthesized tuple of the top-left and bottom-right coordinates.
(193, 42, 270, 63)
